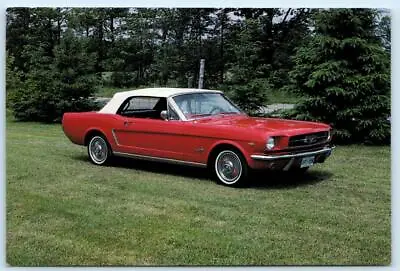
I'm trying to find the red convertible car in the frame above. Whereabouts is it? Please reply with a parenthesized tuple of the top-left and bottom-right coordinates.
(62, 88, 334, 187)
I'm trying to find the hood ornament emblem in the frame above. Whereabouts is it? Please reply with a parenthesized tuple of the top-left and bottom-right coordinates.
(304, 135, 317, 144)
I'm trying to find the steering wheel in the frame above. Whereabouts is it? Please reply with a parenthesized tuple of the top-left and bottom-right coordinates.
(209, 106, 224, 115)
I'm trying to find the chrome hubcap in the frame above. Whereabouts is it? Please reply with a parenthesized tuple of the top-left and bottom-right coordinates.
(215, 151, 242, 184)
(89, 136, 108, 164)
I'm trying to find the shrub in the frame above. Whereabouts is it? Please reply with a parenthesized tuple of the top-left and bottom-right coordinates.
(222, 78, 269, 115)
(8, 32, 99, 122)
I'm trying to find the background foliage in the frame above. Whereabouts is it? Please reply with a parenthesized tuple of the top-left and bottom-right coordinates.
(6, 8, 391, 144)
(288, 9, 390, 144)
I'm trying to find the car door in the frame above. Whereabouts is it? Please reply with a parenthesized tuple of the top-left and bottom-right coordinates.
(112, 96, 187, 160)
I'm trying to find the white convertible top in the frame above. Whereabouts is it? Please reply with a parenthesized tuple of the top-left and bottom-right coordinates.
(99, 87, 222, 114)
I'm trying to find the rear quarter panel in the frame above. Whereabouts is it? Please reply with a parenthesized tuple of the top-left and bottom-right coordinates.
(62, 112, 120, 148)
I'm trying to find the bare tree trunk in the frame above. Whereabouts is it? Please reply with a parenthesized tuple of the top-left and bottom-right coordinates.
(110, 16, 114, 43)
(198, 59, 205, 89)
(220, 9, 225, 84)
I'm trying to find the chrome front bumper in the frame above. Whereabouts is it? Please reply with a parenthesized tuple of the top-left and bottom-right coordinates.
(250, 146, 335, 171)
(251, 146, 335, 161)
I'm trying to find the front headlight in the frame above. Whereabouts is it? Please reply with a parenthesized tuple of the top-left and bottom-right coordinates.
(266, 137, 275, 150)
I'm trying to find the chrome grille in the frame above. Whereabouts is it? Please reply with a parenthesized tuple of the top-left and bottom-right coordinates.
(289, 131, 329, 147)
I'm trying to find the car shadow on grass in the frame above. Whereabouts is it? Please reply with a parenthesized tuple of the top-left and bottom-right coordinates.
(112, 156, 212, 180)
(247, 169, 333, 189)
(73, 155, 332, 189)
(74, 155, 211, 180)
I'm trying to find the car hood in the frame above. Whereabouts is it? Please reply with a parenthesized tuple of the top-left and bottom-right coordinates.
(193, 115, 330, 135)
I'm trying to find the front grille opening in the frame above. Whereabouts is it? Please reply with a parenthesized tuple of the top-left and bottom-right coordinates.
(289, 131, 329, 147)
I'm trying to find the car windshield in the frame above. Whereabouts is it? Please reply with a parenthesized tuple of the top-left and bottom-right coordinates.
(172, 93, 242, 119)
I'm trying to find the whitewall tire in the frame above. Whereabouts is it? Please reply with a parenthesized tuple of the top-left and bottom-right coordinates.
(88, 135, 111, 165)
(213, 149, 248, 187)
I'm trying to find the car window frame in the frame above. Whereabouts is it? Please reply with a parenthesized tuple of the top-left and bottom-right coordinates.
(117, 96, 162, 113)
(117, 95, 184, 121)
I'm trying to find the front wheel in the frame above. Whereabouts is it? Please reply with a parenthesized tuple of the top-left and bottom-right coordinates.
(213, 149, 248, 187)
(88, 135, 111, 165)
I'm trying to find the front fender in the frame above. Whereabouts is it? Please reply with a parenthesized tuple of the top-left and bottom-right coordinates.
(207, 139, 258, 168)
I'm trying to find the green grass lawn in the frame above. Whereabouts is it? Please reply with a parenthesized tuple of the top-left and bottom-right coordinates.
(6, 119, 391, 266)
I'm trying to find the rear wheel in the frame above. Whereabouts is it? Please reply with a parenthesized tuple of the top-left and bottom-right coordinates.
(88, 135, 111, 165)
(212, 149, 248, 187)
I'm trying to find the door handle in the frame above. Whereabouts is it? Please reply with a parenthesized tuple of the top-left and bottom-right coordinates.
(124, 120, 133, 127)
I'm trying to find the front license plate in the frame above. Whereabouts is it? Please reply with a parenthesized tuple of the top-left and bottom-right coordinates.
(300, 156, 315, 168)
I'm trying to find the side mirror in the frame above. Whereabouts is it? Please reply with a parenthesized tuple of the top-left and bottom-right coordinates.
(160, 110, 168, 121)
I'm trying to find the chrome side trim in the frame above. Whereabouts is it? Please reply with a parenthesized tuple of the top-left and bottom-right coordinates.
(194, 146, 205, 153)
(111, 129, 120, 146)
(251, 146, 335, 161)
(113, 151, 207, 168)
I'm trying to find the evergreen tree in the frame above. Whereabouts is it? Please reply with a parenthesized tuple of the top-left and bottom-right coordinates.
(376, 11, 390, 52)
(289, 9, 390, 144)
(8, 45, 58, 121)
(223, 18, 269, 114)
(53, 30, 98, 113)
(6, 52, 22, 93)
(9, 30, 98, 122)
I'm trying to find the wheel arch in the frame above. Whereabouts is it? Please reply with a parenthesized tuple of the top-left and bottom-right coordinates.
(207, 141, 250, 167)
(84, 129, 109, 146)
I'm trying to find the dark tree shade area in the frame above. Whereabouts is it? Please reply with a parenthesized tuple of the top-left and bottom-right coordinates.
(288, 9, 390, 144)
(6, 8, 390, 144)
